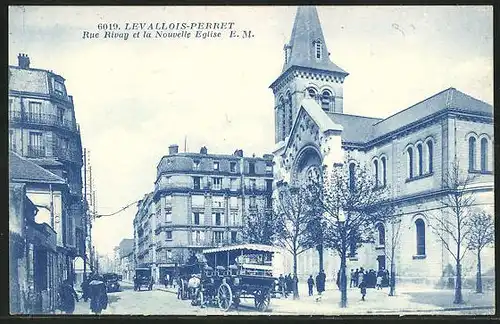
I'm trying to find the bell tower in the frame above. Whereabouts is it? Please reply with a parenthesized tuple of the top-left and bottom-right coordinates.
(270, 6, 349, 144)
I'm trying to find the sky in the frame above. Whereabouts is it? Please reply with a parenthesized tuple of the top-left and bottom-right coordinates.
(8, 5, 493, 255)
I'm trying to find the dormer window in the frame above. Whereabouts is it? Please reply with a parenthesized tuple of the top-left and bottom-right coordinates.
(315, 41, 322, 59)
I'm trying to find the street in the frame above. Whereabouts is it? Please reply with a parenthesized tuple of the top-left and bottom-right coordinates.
(72, 281, 494, 315)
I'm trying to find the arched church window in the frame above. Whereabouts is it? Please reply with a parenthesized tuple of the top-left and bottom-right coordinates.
(480, 138, 488, 172)
(426, 140, 433, 173)
(349, 162, 356, 191)
(315, 41, 322, 59)
(416, 144, 423, 176)
(373, 159, 379, 187)
(287, 92, 293, 132)
(468, 137, 476, 171)
(280, 97, 286, 140)
(307, 87, 317, 99)
(376, 223, 385, 246)
(321, 90, 332, 111)
(415, 219, 426, 256)
(407, 147, 414, 179)
(381, 156, 387, 186)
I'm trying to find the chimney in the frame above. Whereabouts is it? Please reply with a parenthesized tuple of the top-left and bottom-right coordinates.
(169, 144, 179, 155)
(17, 53, 30, 69)
(200, 146, 208, 155)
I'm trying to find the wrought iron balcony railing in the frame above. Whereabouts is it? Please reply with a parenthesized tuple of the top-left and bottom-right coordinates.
(27, 145, 45, 157)
(9, 111, 79, 132)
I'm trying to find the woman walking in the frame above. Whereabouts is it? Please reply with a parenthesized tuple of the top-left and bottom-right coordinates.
(89, 275, 108, 315)
(58, 279, 79, 314)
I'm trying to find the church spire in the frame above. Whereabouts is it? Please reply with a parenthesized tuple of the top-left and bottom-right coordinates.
(283, 6, 347, 74)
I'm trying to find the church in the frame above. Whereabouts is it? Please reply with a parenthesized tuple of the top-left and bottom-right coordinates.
(270, 6, 494, 287)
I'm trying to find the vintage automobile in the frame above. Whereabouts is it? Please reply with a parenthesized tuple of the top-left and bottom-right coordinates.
(102, 273, 121, 292)
(134, 267, 153, 291)
(191, 244, 278, 312)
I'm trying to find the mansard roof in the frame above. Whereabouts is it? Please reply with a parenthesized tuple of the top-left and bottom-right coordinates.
(9, 151, 66, 184)
(326, 87, 493, 145)
(282, 6, 347, 75)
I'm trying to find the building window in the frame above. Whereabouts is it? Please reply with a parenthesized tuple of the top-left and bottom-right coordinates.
(212, 177, 222, 190)
(415, 219, 426, 256)
(213, 161, 220, 171)
(193, 160, 200, 170)
(265, 164, 273, 173)
(469, 137, 476, 171)
(307, 87, 317, 99)
(192, 212, 200, 225)
(407, 147, 414, 179)
(230, 210, 238, 225)
(480, 138, 488, 172)
(28, 132, 44, 157)
(280, 98, 286, 140)
(193, 177, 201, 190)
(381, 156, 387, 187)
(348, 162, 356, 191)
(249, 162, 255, 175)
(54, 80, 65, 95)
(28, 102, 42, 121)
(165, 231, 173, 240)
(231, 231, 237, 243)
(266, 196, 272, 208)
(266, 179, 273, 191)
(287, 92, 293, 132)
(212, 212, 222, 226)
(165, 211, 172, 223)
(230, 178, 237, 191)
(376, 223, 385, 246)
(230, 162, 237, 173)
(321, 90, 331, 111)
(315, 41, 322, 59)
(416, 144, 423, 176)
(213, 231, 224, 244)
(426, 141, 433, 173)
(192, 230, 204, 245)
(250, 179, 257, 190)
(249, 196, 256, 207)
(166, 250, 172, 260)
(373, 159, 379, 187)
(57, 107, 64, 124)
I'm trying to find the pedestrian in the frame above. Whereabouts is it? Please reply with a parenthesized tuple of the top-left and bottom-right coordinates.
(307, 275, 314, 296)
(278, 274, 286, 298)
(350, 269, 355, 288)
(164, 274, 169, 288)
(81, 275, 90, 302)
(319, 269, 326, 292)
(58, 279, 79, 314)
(359, 279, 367, 301)
(358, 267, 364, 287)
(376, 273, 383, 290)
(89, 275, 108, 315)
(316, 270, 325, 295)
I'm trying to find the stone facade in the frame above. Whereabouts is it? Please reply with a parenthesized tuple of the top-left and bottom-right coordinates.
(271, 6, 494, 286)
(133, 146, 274, 282)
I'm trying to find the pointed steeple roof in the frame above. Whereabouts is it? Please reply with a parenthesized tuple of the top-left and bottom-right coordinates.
(283, 6, 347, 75)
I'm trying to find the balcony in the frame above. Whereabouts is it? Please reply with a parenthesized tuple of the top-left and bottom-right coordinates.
(27, 145, 45, 157)
(9, 111, 79, 133)
(52, 145, 81, 163)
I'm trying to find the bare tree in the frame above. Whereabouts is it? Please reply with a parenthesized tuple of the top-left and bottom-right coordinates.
(466, 209, 494, 294)
(427, 162, 476, 304)
(384, 212, 403, 296)
(242, 204, 275, 245)
(273, 181, 315, 299)
(310, 161, 395, 308)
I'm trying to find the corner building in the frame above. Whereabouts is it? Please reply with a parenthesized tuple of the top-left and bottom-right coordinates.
(134, 145, 274, 282)
(8, 55, 85, 287)
(271, 7, 494, 286)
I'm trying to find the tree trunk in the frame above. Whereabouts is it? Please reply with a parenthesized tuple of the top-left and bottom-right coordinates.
(293, 252, 299, 300)
(389, 252, 396, 296)
(454, 262, 463, 304)
(476, 249, 483, 294)
(339, 252, 347, 308)
(317, 244, 324, 273)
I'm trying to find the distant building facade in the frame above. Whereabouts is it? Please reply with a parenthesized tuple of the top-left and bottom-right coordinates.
(9, 53, 86, 287)
(271, 6, 494, 286)
(134, 145, 274, 282)
(117, 239, 134, 281)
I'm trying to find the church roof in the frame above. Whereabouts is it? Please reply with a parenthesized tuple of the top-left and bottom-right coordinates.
(326, 87, 493, 145)
(282, 6, 348, 75)
(9, 151, 66, 184)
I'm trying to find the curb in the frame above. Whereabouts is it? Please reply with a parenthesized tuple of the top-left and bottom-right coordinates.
(365, 306, 494, 314)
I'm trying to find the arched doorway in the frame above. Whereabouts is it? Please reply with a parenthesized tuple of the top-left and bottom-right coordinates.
(291, 145, 323, 186)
